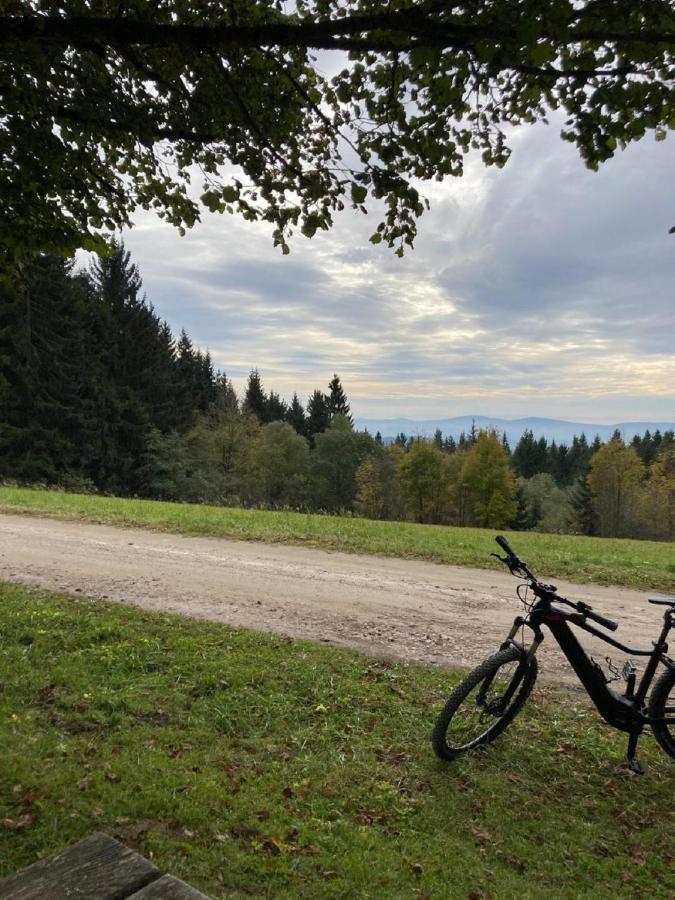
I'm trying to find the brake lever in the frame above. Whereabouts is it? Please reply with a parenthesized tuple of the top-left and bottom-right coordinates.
(491, 552, 522, 577)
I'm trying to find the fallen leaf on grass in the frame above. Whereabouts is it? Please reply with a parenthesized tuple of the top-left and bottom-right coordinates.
(629, 846, 646, 866)
(470, 824, 493, 845)
(261, 837, 287, 855)
(1, 813, 33, 831)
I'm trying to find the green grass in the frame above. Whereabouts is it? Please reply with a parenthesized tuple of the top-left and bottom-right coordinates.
(1, 485, 674, 592)
(0, 582, 673, 898)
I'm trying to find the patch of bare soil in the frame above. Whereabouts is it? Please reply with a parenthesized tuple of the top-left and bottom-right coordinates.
(0, 513, 661, 687)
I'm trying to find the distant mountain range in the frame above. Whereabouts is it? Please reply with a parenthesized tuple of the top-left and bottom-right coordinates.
(353, 416, 675, 446)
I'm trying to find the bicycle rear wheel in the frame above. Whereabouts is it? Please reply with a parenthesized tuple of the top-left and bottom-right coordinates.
(649, 667, 675, 759)
(431, 646, 538, 761)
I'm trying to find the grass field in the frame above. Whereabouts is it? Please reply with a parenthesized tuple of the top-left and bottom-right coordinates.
(0, 582, 673, 898)
(0, 485, 673, 592)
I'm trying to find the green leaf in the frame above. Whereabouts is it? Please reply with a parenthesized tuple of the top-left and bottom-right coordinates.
(351, 184, 368, 204)
(221, 185, 239, 203)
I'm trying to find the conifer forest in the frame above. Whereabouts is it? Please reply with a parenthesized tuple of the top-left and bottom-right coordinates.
(1, 247, 673, 542)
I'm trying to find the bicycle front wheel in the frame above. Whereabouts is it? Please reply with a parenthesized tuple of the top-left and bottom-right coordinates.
(431, 646, 538, 761)
(649, 667, 675, 760)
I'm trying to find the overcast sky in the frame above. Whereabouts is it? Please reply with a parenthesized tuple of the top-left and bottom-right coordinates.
(120, 117, 675, 424)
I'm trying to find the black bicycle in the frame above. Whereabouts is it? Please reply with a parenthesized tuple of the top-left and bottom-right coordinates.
(431, 536, 675, 773)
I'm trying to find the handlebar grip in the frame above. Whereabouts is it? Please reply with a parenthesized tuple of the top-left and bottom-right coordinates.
(583, 607, 619, 632)
(495, 535, 516, 557)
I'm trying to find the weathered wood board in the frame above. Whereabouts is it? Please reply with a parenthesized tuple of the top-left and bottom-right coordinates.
(128, 874, 212, 899)
(0, 832, 159, 900)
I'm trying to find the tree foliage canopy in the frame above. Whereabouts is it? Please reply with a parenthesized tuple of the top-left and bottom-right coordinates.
(2, 0, 674, 263)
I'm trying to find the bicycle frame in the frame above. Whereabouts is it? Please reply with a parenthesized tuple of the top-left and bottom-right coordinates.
(502, 597, 675, 735)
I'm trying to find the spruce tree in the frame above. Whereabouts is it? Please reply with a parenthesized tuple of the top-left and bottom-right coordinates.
(306, 390, 331, 442)
(265, 391, 287, 422)
(88, 242, 190, 492)
(571, 476, 596, 535)
(214, 372, 239, 414)
(511, 484, 531, 531)
(326, 374, 352, 422)
(0, 255, 93, 483)
(512, 430, 538, 478)
(286, 393, 307, 436)
(242, 369, 267, 420)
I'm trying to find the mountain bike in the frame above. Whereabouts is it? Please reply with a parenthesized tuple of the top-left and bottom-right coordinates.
(431, 536, 675, 773)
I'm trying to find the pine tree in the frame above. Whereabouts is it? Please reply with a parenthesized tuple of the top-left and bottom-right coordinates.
(0, 255, 94, 483)
(326, 374, 352, 422)
(568, 433, 591, 482)
(242, 369, 267, 420)
(89, 243, 217, 492)
(512, 430, 538, 478)
(213, 372, 239, 414)
(286, 393, 307, 436)
(265, 391, 287, 422)
(570, 476, 596, 535)
(306, 389, 331, 442)
(511, 483, 531, 531)
(433, 428, 443, 450)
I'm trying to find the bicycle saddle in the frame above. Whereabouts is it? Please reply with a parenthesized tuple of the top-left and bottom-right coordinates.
(648, 597, 675, 606)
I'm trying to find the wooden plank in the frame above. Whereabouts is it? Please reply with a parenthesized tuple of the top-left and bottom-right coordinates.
(0, 832, 160, 900)
(128, 874, 213, 899)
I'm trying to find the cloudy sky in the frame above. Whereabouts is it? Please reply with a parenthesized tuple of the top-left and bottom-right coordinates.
(120, 116, 675, 424)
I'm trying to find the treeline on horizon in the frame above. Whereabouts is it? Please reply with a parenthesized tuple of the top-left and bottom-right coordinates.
(1, 247, 673, 543)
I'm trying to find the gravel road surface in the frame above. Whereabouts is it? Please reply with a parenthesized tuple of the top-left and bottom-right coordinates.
(0, 513, 665, 687)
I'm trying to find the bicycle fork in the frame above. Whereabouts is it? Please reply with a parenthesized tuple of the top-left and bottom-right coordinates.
(476, 618, 544, 715)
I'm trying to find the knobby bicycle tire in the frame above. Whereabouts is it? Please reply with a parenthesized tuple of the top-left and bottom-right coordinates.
(649, 666, 675, 759)
(431, 645, 538, 761)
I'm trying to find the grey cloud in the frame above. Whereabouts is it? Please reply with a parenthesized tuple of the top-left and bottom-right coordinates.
(121, 118, 674, 421)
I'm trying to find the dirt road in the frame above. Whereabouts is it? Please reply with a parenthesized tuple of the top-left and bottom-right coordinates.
(0, 513, 665, 686)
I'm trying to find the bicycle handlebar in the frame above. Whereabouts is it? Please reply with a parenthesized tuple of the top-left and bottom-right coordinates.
(493, 536, 619, 632)
(495, 535, 516, 557)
